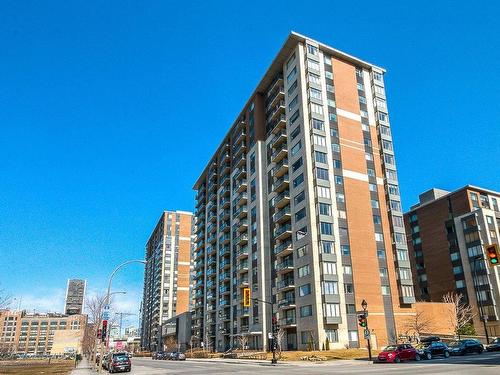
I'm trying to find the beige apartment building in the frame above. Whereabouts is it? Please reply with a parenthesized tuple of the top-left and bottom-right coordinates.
(0, 310, 86, 355)
(192, 32, 416, 352)
(140, 210, 194, 351)
(405, 186, 500, 337)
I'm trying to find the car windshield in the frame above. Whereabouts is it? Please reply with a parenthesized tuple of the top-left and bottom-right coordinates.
(416, 342, 430, 348)
(113, 355, 128, 361)
(448, 341, 463, 347)
(491, 338, 500, 344)
(383, 345, 398, 351)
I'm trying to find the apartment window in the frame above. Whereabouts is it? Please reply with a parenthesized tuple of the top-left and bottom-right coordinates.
(325, 329, 338, 342)
(320, 222, 333, 235)
(307, 44, 318, 55)
(331, 143, 340, 153)
(299, 284, 311, 297)
(322, 281, 338, 295)
(390, 200, 402, 211)
(315, 151, 327, 163)
(413, 237, 422, 245)
(324, 303, 340, 317)
(379, 268, 388, 277)
(291, 125, 300, 140)
(308, 73, 321, 84)
(397, 250, 409, 261)
(333, 159, 341, 169)
(348, 330, 359, 342)
(453, 266, 463, 275)
(319, 202, 331, 216)
(316, 167, 329, 180)
(378, 112, 388, 122)
(288, 80, 298, 96)
(399, 268, 411, 280)
(327, 99, 336, 108)
(298, 264, 310, 278)
(310, 103, 323, 114)
(382, 139, 393, 151)
(328, 112, 337, 122)
(290, 109, 300, 124)
(293, 174, 304, 188)
(307, 57, 320, 69)
(371, 199, 379, 209)
(296, 226, 307, 240)
(359, 96, 367, 104)
(373, 215, 382, 225)
(297, 245, 308, 258)
(340, 245, 351, 255)
(456, 280, 466, 289)
(377, 249, 386, 258)
(344, 283, 354, 294)
(367, 168, 375, 177)
(357, 83, 364, 90)
(291, 141, 301, 156)
(336, 193, 345, 203)
(309, 88, 322, 100)
(294, 190, 305, 205)
(295, 208, 306, 222)
(286, 53, 296, 70)
(343, 265, 352, 275)
(486, 216, 494, 224)
(450, 252, 460, 261)
(312, 118, 324, 131)
(338, 209, 346, 219)
(365, 153, 373, 161)
(325, 71, 333, 79)
(339, 227, 348, 237)
(321, 240, 334, 254)
(324, 55, 332, 65)
(381, 285, 391, 295)
(292, 157, 303, 172)
(288, 95, 298, 111)
(300, 305, 313, 317)
(467, 245, 482, 257)
(360, 109, 369, 118)
(322, 262, 337, 275)
(313, 134, 327, 146)
(373, 71, 383, 82)
(393, 215, 404, 227)
(317, 186, 331, 199)
(287, 67, 297, 83)
(334, 175, 343, 185)
(326, 84, 334, 93)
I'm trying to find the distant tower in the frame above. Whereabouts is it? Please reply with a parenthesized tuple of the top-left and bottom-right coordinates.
(64, 279, 86, 315)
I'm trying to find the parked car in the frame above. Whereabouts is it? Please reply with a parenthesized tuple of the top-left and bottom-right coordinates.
(152, 351, 167, 360)
(169, 352, 186, 361)
(107, 352, 131, 373)
(449, 339, 484, 355)
(416, 340, 450, 359)
(377, 344, 421, 363)
(486, 338, 500, 352)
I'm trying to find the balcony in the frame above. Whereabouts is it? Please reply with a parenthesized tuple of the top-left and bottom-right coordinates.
(219, 163, 230, 177)
(267, 100, 286, 123)
(219, 259, 231, 269)
(233, 205, 248, 219)
(272, 174, 289, 193)
(270, 129, 287, 149)
(219, 221, 230, 233)
(234, 168, 247, 181)
(220, 196, 231, 209)
(194, 270, 203, 280)
(233, 141, 247, 158)
(219, 285, 231, 295)
(235, 155, 246, 169)
(269, 114, 287, 134)
(277, 278, 295, 291)
(271, 145, 287, 164)
(236, 246, 249, 260)
(236, 261, 249, 273)
(272, 158, 289, 178)
(219, 233, 231, 245)
(207, 211, 217, 223)
(220, 174, 230, 187)
(235, 232, 249, 246)
(207, 223, 217, 234)
(206, 267, 217, 278)
(266, 86, 285, 111)
(219, 185, 230, 196)
(272, 190, 290, 209)
(219, 271, 231, 282)
(218, 246, 230, 258)
(207, 235, 217, 245)
(206, 292, 216, 300)
(275, 223, 292, 241)
(219, 209, 230, 221)
(273, 205, 291, 224)
(207, 256, 216, 266)
(239, 277, 249, 287)
(280, 316, 297, 327)
(206, 201, 217, 213)
(236, 219, 248, 233)
(276, 258, 294, 273)
(234, 179, 248, 193)
(219, 298, 231, 307)
(234, 130, 246, 145)
(238, 307, 250, 316)
(233, 191, 248, 206)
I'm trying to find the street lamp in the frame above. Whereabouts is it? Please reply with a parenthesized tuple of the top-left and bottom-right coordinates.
(98, 259, 146, 373)
(361, 299, 367, 311)
(472, 255, 490, 344)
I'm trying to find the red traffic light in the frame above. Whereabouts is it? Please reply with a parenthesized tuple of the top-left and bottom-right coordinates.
(484, 244, 500, 267)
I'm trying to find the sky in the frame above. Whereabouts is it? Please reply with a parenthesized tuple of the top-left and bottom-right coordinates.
(1, 1, 499, 327)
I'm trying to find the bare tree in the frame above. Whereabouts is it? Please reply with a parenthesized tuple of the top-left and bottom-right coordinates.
(276, 327, 286, 355)
(443, 292, 476, 339)
(237, 334, 249, 351)
(84, 293, 108, 369)
(0, 286, 12, 310)
(402, 308, 434, 342)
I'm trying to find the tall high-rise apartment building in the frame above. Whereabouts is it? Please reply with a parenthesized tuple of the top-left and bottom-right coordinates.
(141, 210, 194, 351)
(405, 186, 500, 337)
(64, 279, 86, 315)
(192, 32, 415, 352)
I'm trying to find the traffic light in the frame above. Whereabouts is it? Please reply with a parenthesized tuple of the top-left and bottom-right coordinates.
(101, 320, 108, 342)
(243, 288, 251, 307)
(97, 329, 102, 339)
(485, 244, 500, 267)
(358, 314, 367, 327)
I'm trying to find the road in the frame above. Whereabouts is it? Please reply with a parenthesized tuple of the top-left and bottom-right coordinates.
(129, 352, 500, 374)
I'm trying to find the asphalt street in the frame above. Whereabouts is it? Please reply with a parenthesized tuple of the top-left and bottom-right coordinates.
(128, 352, 500, 374)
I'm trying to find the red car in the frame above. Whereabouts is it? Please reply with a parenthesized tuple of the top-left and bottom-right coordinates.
(377, 344, 421, 363)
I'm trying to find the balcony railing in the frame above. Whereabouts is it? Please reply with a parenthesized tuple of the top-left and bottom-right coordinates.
(277, 278, 294, 290)
(276, 258, 294, 272)
(273, 205, 291, 223)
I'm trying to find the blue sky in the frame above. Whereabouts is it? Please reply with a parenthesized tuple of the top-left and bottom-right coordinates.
(1, 1, 499, 325)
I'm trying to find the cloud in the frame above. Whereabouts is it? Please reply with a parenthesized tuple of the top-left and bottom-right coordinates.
(16, 288, 66, 314)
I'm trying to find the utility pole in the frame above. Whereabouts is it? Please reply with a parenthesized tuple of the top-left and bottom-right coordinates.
(250, 295, 277, 364)
(360, 300, 372, 361)
(114, 312, 135, 339)
(472, 256, 490, 344)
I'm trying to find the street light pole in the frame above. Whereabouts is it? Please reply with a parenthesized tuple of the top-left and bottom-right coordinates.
(472, 256, 490, 344)
(251, 297, 277, 364)
(98, 260, 146, 373)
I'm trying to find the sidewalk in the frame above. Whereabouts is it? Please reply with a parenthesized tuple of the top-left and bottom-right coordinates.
(70, 358, 95, 374)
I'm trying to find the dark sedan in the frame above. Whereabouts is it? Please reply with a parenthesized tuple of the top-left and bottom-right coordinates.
(416, 340, 450, 359)
(486, 338, 500, 352)
(449, 339, 484, 355)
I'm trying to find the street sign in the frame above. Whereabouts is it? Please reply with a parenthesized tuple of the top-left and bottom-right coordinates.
(364, 329, 370, 339)
(356, 310, 368, 317)
(268, 332, 273, 339)
(103, 311, 110, 320)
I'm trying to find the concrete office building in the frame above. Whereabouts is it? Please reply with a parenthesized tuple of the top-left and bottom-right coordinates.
(405, 186, 500, 337)
(141, 211, 194, 351)
(64, 279, 86, 315)
(192, 32, 415, 352)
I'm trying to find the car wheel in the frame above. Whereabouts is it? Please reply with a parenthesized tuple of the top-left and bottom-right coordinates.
(415, 354, 421, 361)
(394, 356, 401, 363)
(444, 351, 450, 358)
(426, 352, 432, 360)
